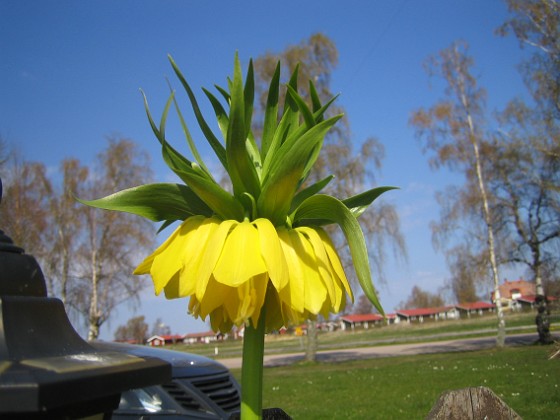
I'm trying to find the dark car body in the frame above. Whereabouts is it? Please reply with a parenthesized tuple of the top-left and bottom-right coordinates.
(92, 341, 241, 419)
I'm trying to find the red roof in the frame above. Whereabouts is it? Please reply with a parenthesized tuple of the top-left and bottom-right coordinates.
(397, 306, 455, 317)
(341, 314, 384, 323)
(456, 302, 495, 310)
(184, 331, 218, 339)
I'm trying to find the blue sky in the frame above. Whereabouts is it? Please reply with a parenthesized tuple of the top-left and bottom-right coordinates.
(1, 1, 529, 340)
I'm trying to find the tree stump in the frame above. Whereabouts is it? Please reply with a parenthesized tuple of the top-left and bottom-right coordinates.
(426, 386, 521, 420)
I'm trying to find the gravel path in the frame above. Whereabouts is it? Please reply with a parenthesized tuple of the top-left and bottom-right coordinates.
(219, 333, 541, 369)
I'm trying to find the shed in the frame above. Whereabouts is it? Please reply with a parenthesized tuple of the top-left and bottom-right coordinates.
(396, 306, 458, 323)
(455, 302, 495, 317)
(340, 313, 384, 330)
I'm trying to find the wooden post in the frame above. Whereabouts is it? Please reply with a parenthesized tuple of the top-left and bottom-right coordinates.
(426, 386, 521, 420)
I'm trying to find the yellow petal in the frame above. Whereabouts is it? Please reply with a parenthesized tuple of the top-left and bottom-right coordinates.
(133, 219, 184, 276)
(292, 228, 327, 314)
(188, 295, 200, 317)
(133, 255, 155, 275)
(263, 288, 285, 332)
(210, 308, 233, 333)
(163, 271, 181, 299)
(245, 273, 269, 327)
(278, 228, 327, 315)
(317, 228, 353, 303)
(150, 216, 205, 295)
(213, 220, 267, 287)
(188, 218, 231, 300)
(198, 275, 231, 319)
(277, 228, 305, 314)
(253, 218, 289, 291)
(298, 226, 337, 308)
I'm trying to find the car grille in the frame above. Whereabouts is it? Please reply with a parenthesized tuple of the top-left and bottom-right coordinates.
(162, 381, 203, 411)
(164, 372, 241, 414)
(191, 373, 241, 412)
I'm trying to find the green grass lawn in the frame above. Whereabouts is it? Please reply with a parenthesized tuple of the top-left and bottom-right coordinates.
(231, 345, 559, 419)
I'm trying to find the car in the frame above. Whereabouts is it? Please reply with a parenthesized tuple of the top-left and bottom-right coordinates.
(92, 341, 241, 419)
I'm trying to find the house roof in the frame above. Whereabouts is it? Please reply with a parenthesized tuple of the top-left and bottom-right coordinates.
(516, 295, 557, 303)
(498, 279, 536, 297)
(341, 314, 384, 323)
(396, 306, 455, 317)
(184, 331, 219, 339)
(147, 334, 185, 342)
(455, 301, 495, 311)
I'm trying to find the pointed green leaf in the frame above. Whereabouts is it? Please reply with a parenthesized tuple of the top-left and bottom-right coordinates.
(141, 90, 193, 178)
(203, 87, 229, 141)
(246, 131, 262, 180)
(261, 106, 295, 178)
(174, 168, 245, 220)
(309, 81, 322, 115)
(261, 62, 280, 158)
(157, 219, 176, 233)
(215, 84, 231, 104)
(227, 53, 260, 198)
(258, 115, 341, 225)
(342, 186, 399, 218)
(286, 84, 315, 129)
(290, 175, 334, 213)
(76, 183, 213, 221)
(244, 59, 254, 140)
(168, 82, 213, 178)
(280, 65, 301, 141)
(311, 94, 338, 123)
(168, 55, 227, 170)
(261, 93, 338, 181)
(285, 64, 299, 110)
(159, 89, 175, 139)
(292, 194, 384, 315)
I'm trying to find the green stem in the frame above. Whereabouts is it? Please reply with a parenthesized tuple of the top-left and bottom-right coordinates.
(240, 311, 266, 420)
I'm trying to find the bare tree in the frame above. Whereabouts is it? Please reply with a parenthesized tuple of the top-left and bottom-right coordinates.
(410, 42, 506, 346)
(446, 244, 484, 304)
(498, 0, 560, 120)
(114, 315, 149, 344)
(75, 138, 155, 341)
(488, 100, 560, 331)
(0, 155, 52, 259)
(43, 159, 89, 304)
(353, 294, 375, 315)
(398, 286, 445, 310)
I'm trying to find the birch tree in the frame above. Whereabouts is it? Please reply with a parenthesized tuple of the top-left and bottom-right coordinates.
(74, 138, 155, 340)
(44, 159, 88, 305)
(410, 42, 506, 347)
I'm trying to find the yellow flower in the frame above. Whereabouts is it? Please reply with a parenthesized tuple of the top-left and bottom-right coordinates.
(134, 216, 352, 332)
(79, 53, 397, 420)
(80, 54, 392, 333)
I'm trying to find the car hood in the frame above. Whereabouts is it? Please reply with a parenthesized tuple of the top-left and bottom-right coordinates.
(92, 341, 229, 378)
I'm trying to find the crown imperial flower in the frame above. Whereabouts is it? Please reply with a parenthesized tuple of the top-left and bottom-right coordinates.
(80, 54, 393, 333)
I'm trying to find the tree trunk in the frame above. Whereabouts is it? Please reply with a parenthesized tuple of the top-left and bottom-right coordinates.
(305, 320, 318, 362)
(459, 80, 506, 347)
(534, 257, 553, 344)
(87, 213, 100, 341)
